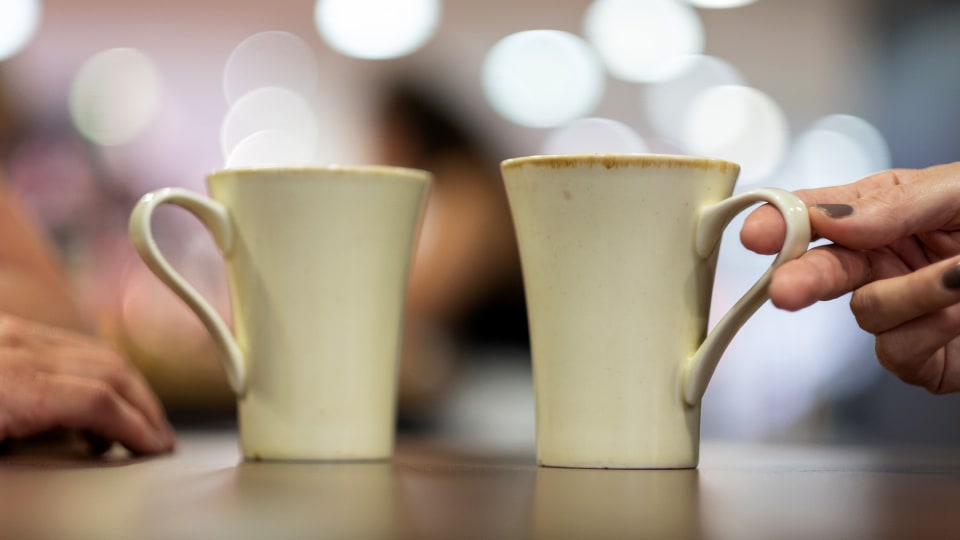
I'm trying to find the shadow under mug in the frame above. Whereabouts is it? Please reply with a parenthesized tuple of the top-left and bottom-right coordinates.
(129, 166, 431, 461)
(500, 154, 810, 469)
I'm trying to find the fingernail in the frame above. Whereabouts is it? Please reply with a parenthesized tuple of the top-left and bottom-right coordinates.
(942, 265, 960, 290)
(816, 204, 854, 218)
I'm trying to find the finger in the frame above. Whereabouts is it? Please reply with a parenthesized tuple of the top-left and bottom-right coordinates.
(82, 431, 114, 456)
(34, 373, 173, 455)
(810, 165, 960, 250)
(741, 168, 924, 254)
(0, 315, 99, 349)
(935, 340, 960, 394)
(872, 304, 960, 394)
(766, 244, 881, 311)
(24, 341, 174, 444)
(851, 256, 960, 334)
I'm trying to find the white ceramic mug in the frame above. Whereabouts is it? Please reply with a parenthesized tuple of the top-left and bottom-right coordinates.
(501, 154, 810, 469)
(129, 166, 431, 461)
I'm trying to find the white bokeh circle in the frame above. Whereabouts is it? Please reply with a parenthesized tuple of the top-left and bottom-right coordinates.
(483, 30, 605, 128)
(220, 86, 320, 164)
(541, 118, 648, 155)
(225, 129, 318, 169)
(644, 55, 743, 144)
(584, 0, 703, 83)
(69, 48, 163, 146)
(315, 0, 440, 60)
(813, 115, 890, 173)
(0, 0, 41, 61)
(223, 31, 319, 105)
(681, 85, 788, 183)
(787, 115, 890, 190)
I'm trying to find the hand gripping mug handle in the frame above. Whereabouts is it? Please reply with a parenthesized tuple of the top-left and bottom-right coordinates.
(129, 187, 247, 397)
(681, 188, 809, 407)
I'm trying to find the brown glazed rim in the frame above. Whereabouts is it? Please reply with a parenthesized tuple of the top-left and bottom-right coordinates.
(500, 153, 740, 175)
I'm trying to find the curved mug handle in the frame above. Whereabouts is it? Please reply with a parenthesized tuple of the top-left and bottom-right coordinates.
(681, 188, 810, 406)
(128, 187, 247, 397)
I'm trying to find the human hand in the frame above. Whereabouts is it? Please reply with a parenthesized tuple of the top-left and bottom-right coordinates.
(740, 162, 960, 393)
(0, 314, 175, 454)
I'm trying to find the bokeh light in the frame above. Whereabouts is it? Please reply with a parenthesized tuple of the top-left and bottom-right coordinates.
(223, 31, 319, 105)
(0, 0, 41, 61)
(226, 129, 319, 169)
(220, 86, 320, 165)
(583, 0, 703, 83)
(681, 84, 788, 183)
(793, 133, 868, 190)
(687, 0, 758, 8)
(315, 0, 440, 60)
(797, 114, 890, 186)
(644, 55, 743, 145)
(483, 30, 605, 128)
(541, 117, 648, 155)
(69, 48, 163, 146)
(812, 114, 890, 172)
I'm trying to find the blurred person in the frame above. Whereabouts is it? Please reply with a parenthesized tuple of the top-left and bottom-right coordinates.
(374, 81, 526, 424)
(0, 62, 235, 421)
(741, 161, 960, 394)
(0, 70, 173, 455)
(0, 174, 175, 455)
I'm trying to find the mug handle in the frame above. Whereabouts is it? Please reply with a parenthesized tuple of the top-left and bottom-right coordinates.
(681, 188, 810, 406)
(128, 187, 247, 397)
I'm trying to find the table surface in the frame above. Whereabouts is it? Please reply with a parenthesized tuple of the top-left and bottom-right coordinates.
(1, 431, 958, 540)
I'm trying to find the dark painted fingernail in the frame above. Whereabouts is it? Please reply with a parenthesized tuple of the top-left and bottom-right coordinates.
(816, 204, 854, 218)
(942, 265, 960, 290)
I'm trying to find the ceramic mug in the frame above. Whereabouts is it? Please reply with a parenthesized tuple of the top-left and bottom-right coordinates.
(500, 154, 810, 469)
(129, 166, 431, 461)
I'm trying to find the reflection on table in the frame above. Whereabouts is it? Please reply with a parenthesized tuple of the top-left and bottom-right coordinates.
(0, 432, 958, 539)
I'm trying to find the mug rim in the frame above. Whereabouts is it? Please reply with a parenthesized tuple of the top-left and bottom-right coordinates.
(500, 153, 740, 174)
(208, 164, 432, 182)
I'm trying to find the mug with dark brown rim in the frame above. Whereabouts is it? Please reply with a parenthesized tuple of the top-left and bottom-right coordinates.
(501, 154, 809, 469)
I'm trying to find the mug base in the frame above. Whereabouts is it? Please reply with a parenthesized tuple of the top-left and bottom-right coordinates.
(537, 461, 698, 470)
(243, 454, 392, 463)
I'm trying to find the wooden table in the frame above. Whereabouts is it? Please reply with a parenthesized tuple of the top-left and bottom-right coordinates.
(1, 431, 958, 539)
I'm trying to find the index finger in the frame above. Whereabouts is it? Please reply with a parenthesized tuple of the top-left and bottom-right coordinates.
(741, 168, 923, 255)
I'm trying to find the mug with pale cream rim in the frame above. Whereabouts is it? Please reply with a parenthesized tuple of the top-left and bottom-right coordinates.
(129, 165, 431, 461)
(500, 154, 810, 469)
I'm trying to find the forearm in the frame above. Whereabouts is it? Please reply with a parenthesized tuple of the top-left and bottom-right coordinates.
(0, 266, 87, 332)
(0, 179, 89, 332)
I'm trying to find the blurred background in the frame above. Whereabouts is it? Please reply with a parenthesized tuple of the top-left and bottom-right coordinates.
(1, 0, 960, 450)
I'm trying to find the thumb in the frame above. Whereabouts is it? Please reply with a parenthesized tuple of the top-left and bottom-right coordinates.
(809, 166, 960, 250)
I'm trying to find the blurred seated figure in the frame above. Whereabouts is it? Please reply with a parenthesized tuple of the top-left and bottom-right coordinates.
(112, 79, 528, 426)
(0, 69, 174, 455)
(0, 68, 526, 434)
(0, 174, 175, 455)
(373, 81, 526, 425)
(0, 67, 231, 430)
